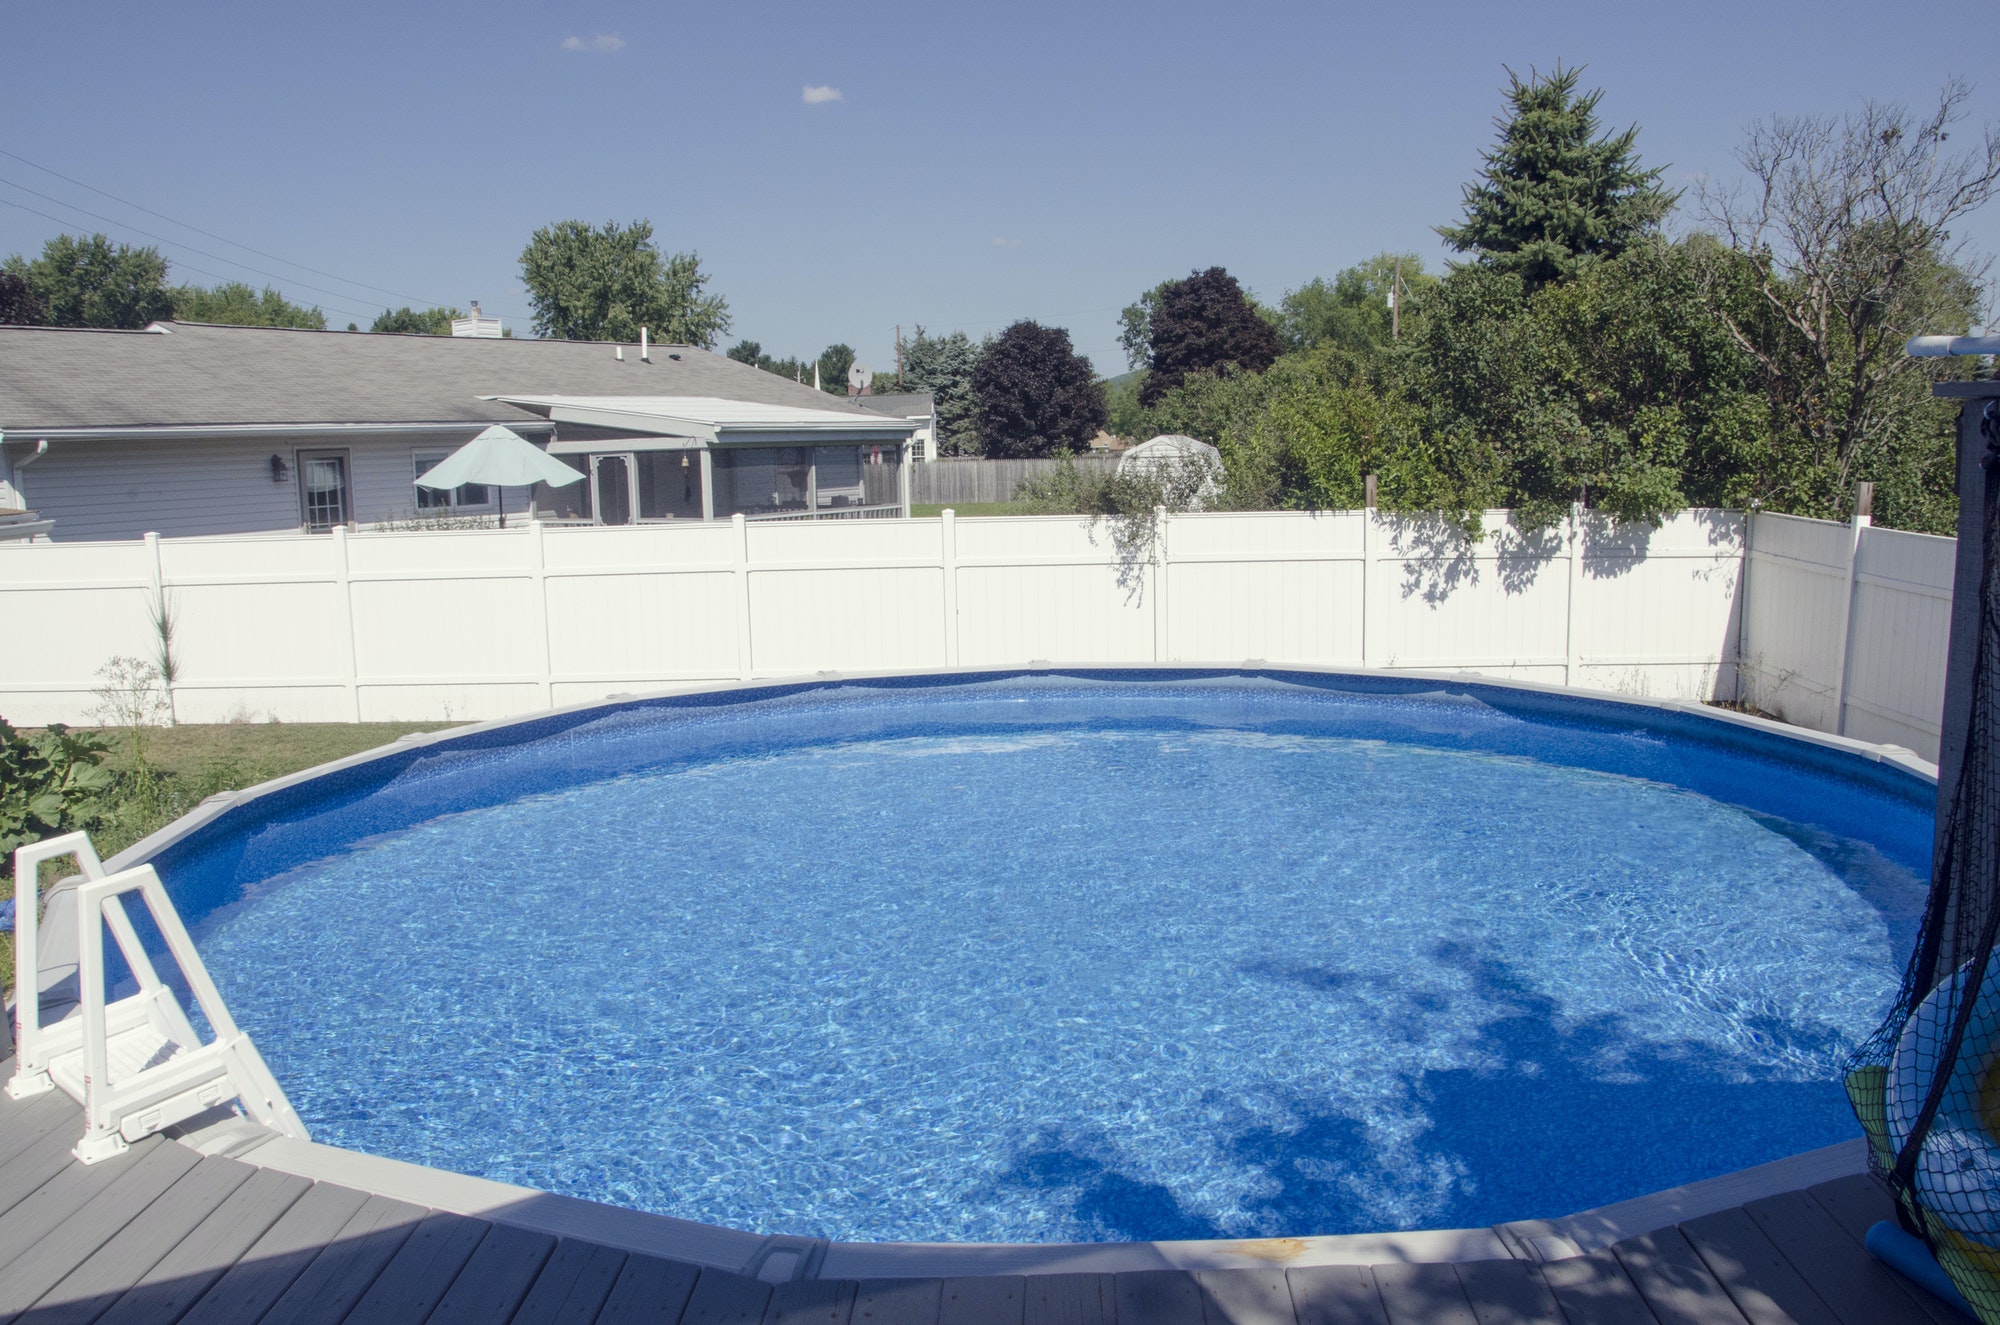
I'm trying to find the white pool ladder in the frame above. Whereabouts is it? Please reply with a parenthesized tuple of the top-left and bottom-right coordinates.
(9, 833, 309, 1163)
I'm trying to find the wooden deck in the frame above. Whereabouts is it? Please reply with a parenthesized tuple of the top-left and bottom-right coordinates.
(0, 1070, 1968, 1324)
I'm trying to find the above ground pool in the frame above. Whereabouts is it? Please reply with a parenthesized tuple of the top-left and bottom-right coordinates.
(142, 670, 1935, 1245)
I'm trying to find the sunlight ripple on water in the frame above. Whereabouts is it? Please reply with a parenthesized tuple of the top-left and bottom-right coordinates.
(194, 716, 1919, 1243)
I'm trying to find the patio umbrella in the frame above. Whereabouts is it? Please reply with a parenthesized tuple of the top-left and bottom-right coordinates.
(414, 424, 583, 523)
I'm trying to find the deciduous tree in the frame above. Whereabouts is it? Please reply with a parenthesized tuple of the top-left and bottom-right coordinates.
(2, 234, 173, 329)
(372, 306, 464, 335)
(972, 321, 1107, 458)
(1140, 268, 1282, 405)
(173, 282, 325, 329)
(0, 271, 42, 325)
(519, 219, 730, 346)
(1698, 80, 1998, 527)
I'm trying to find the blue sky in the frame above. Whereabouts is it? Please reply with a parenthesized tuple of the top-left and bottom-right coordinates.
(3, 1, 1996, 374)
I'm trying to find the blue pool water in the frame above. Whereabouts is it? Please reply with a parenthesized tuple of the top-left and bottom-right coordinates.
(150, 672, 1934, 1244)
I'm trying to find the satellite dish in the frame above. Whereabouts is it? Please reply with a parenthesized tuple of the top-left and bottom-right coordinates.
(847, 362, 870, 392)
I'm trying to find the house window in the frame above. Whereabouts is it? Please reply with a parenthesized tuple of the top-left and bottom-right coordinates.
(413, 452, 492, 509)
(299, 450, 352, 532)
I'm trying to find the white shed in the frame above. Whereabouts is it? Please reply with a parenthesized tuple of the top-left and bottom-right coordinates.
(1118, 434, 1224, 509)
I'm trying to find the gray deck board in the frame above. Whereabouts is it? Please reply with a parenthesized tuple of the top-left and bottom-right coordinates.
(1196, 1267, 1297, 1325)
(0, 1121, 93, 1232)
(13, 1154, 255, 1325)
(1680, 1208, 1840, 1325)
(1449, 1260, 1562, 1325)
(595, 1252, 703, 1325)
(1798, 1177, 1891, 1248)
(1114, 1270, 1204, 1325)
(683, 1267, 775, 1325)
(766, 1277, 857, 1325)
(0, 1135, 177, 1273)
(255, 1193, 430, 1325)
(512, 1239, 630, 1325)
(1286, 1265, 1387, 1325)
(1796, 1181, 1962, 1325)
(1535, 1250, 1657, 1325)
(1740, 1191, 1940, 1325)
(341, 1210, 490, 1325)
(0, 1062, 1954, 1325)
(0, 1138, 198, 1312)
(0, 1091, 89, 1171)
(177, 1180, 374, 1325)
(427, 1221, 559, 1325)
(937, 1276, 1022, 1325)
(852, 1278, 944, 1325)
(92, 1166, 313, 1325)
(1371, 1263, 1479, 1325)
(1608, 1229, 1750, 1325)
(1019, 1273, 1109, 1325)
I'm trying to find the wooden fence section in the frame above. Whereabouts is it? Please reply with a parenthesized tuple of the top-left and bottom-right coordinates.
(910, 457, 1118, 505)
(1740, 511, 1953, 758)
(0, 508, 1762, 731)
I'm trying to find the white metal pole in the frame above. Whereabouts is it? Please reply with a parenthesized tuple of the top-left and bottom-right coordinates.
(1833, 482, 1874, 737)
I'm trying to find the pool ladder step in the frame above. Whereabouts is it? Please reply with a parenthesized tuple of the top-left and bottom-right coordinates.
(8, 833, 309, 1163)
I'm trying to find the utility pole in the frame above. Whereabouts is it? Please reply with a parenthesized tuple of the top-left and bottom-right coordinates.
(896, 325, 904, 390)
(1390, 261, 1402, 340)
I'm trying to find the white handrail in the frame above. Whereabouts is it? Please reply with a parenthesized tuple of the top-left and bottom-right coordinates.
(9, 832, 105, 1097)
(9, 835, 308, 1162)
(71, 864, 309, 1161)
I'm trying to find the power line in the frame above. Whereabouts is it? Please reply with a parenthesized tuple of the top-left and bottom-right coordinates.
(0, 146, 453, 311)
(0, 175, 395, 320)
(0, 194, 379, 321)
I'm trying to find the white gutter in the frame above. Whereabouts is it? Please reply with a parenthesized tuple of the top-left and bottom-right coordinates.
(2, 421, 556, 443)
(489, 397, 915, 443)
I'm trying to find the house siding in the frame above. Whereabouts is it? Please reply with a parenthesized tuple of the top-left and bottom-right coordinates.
(16, 432, 536, 541)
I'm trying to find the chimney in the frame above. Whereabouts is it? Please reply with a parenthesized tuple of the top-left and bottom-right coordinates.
(640, 327, 650, 361)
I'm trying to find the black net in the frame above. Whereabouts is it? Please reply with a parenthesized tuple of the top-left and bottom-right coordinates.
(1849, 399, 2000, 1319)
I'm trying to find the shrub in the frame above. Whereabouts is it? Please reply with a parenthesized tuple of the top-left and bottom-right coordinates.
(0, 719, 113, 881)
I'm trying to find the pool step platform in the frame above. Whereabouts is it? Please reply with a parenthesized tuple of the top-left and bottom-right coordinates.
(7, 832, 309, 1163)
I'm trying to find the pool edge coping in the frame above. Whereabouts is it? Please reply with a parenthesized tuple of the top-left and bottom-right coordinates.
(102, 662, 1940, 880)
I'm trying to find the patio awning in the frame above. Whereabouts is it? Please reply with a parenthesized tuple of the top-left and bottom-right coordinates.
(487, 395, 918, 446)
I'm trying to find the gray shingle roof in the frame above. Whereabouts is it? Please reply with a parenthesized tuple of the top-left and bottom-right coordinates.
(0, 322, 885, 431)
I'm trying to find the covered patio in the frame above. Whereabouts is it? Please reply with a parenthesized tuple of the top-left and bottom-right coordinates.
(491, 395, 919, 525)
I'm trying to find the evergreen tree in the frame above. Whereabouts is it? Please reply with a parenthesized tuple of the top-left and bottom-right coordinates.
(900, 327, 984, 455)
(1140, 267, 1283, 406)
(972, 321, 1106, 458)
(1437, 66, 1676, 290)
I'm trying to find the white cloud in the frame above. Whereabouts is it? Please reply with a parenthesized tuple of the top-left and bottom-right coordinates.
(561, 34, 625, 52)
(992, 238, 1022, 248)
(802, 85, 843, 105)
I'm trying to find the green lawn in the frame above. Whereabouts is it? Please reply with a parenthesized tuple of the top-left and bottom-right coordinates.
(911, 501, 1042, 518)
(6, 721, 458, 992)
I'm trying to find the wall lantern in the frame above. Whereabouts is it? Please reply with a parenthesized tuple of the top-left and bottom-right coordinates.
(270, 454, 289, 483)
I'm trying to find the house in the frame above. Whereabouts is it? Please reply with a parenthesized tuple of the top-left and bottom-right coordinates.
(0, 322, 919, 541)
(855, 391, 938, 461)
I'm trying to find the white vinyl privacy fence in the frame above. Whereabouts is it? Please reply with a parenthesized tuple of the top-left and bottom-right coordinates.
(0, 505, 1953, 760)
(1738, 510, 1955, 757)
